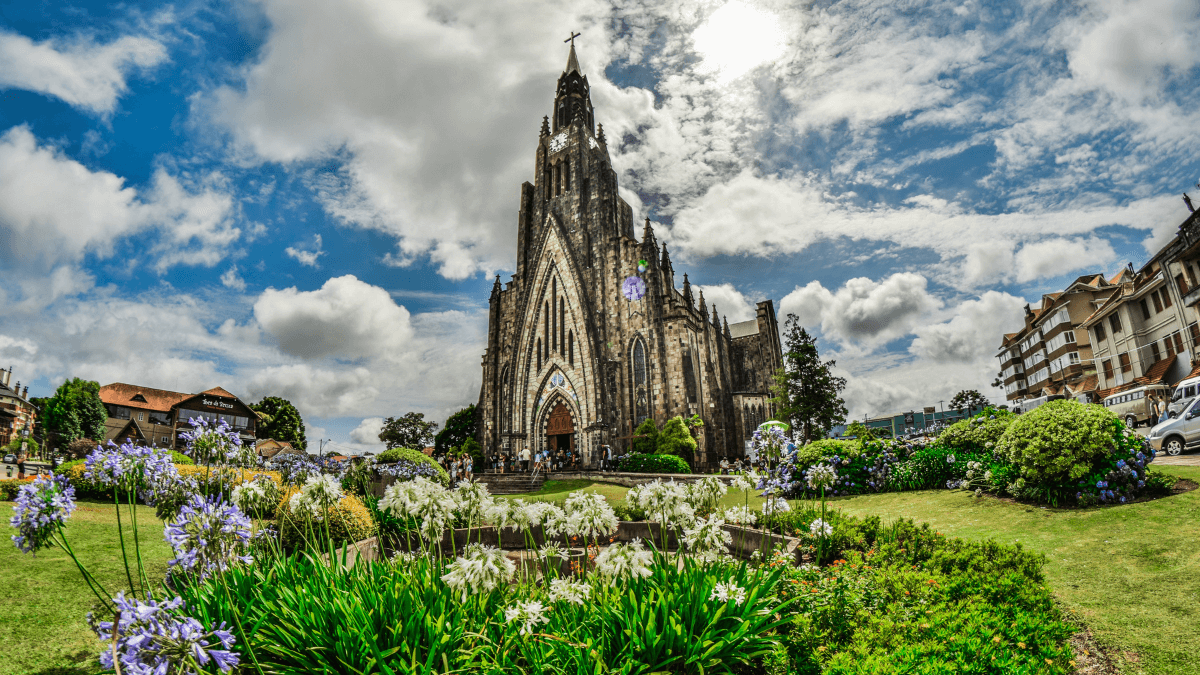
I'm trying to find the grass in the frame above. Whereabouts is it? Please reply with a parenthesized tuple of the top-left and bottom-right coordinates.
(505, 471, 1200, 675)
(0, 499, 172, 675)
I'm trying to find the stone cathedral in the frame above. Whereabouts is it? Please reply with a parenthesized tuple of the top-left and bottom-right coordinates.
(477, 43, 783, 468)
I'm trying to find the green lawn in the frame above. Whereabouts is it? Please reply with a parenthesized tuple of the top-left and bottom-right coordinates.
(0, 500, 172, 675)
(507, 470, 1200, 675)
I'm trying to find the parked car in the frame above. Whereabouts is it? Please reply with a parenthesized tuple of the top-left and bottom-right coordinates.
(1102, 384, 1171, 428)
(2, 454, 15, 464)
(1147, 396, 1200, 456)
(1167, 376, 1200, 418)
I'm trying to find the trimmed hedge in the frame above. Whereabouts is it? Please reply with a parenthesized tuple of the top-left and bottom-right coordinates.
(997, 400, 1117, 484)
(618, 453, 690, 474)
(937, 407, 1015, 454)
(376, 446, 449, 486)
(277, 487, 375, 550)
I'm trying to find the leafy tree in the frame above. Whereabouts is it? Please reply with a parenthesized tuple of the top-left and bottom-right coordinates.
(845, 421, 875, 442)
(461, 437, 483, 462)
(435, 404, 478, 453)
(43, 378, 107, 445)
(950, 389, 990, 412)
(769, 315, 848, 443)
(379, 412, 439, 450)
(684, 414, 704, 439)
(251, 397, 307, 452)
(631, 418, 659, 454)
(657, 416, 698, 461)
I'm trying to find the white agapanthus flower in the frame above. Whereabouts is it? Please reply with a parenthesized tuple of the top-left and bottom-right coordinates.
(537, 542, 567, 560)
(231, 477, 279, 514)
(709, 580, 748, 606)
(302, 474, 344, 506)
(762, 497, 791, 516)
(683, 514, 732, 555)
(504, 600, 550, 636)
(379, 476, 458, 540)
(547, 578, 591, 605)
(809, 518, 833, 537)
(593, 539, 654, 582)
(563, 491, 619, 539)
(440, 543, 515, 602)
(452, 481, 494, 524)
(626, 480, 696, 530)
(806, 464, 837, 491)
(721, 506, 757, 526)
(287, 491, 325, 521)
(688, 476, 728, 514)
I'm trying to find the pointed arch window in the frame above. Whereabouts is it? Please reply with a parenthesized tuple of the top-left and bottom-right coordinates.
(632, 337, 649, 426)
(537, 339, 543, 371)
(564, 157, 571, 192)
(559, 298, 566, 355)
(568, 331, 575, 367)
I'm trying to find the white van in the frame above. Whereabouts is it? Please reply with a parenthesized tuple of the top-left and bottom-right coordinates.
(1168, 376, 1200, 418)
(1103, 384, 1171, 427)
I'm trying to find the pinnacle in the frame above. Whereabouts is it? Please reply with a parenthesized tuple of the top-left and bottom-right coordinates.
(565, 42, 582, 75)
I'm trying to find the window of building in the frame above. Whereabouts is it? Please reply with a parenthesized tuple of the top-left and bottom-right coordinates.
(631, 338, 649, 426)
(1119, 353, 1132, 372)
(1141, 299, 1152, 319)
(563, 158, 570, 191)
(1102, 359, 1114, 379)
(1152, 292, 1163, 313)
(161, 436, 169, 444)
(1151, 342, 1161, 362)
(537, 338, 543, 371)
(568, 331, 574, 367)
(110, 406, 131, 420)
(1174, 332, 1185, 353)
(1109, 314, 1123, 334)
(1095, 322, 1106, 342)
(1166, 335, 1175, 356)
(1162, 288, 1173, 308)
(1176, 273, 1189, 297)
(1190, 322, 1200, 347)
(138, 411, 144, 422)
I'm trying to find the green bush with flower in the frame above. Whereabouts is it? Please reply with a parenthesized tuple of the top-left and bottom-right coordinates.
(375, 446, 450, 485)
(936, 407, 1015, 454)
(618, 453, 691, 473)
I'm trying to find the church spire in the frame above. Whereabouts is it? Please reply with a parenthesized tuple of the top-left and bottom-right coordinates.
(552, 37, 594, 133)
(723, 316, 731, 339)
(661, 242, 672, 269)
(698, 289, 707, 315)
(682, 273, 693, 308)
(711, 303, 720, 326)
(642, 217, 656, 246)
(565, 41, 582, 74)
(540, 115, 550, 137)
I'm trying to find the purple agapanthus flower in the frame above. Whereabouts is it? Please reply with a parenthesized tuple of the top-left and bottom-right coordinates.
(85, 441, 177, 491)
(164, 494, 253, 580)
(90, 592, 239, 675)
(9, 475, 76, 554)
(178, 417, 245, 466)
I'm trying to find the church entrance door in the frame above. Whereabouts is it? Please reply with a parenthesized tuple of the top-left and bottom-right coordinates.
(547, 403, 575, 455)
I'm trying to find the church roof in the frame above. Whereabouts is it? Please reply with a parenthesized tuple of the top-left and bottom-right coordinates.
(728, 320, 759, 338)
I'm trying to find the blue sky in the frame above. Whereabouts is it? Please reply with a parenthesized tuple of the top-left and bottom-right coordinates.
(2, 0, 1198, 452)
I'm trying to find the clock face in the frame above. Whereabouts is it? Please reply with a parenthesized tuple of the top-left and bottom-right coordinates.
(549, 133, 568, 153)
(622, 276, 647, 301)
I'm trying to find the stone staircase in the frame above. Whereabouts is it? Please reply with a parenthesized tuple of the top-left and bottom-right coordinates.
(474, 472, 545, 495)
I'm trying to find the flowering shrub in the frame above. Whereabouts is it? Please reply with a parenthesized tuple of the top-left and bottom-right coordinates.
(9, 475, 76, 554)
(0, 476, 38, 501)
(277, 485, 374, 550)
(618, 453, 690, 473)
(997, 400, 1122, 485)
(88, 593, 240, 675)
(936, 407, 1015, 454)
(374, 446, 449, 485)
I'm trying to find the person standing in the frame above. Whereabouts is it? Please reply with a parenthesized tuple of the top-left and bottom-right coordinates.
(520, 446, 531, 473)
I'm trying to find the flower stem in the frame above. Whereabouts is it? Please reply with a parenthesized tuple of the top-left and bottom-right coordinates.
(54, 528, 115, 614)
(113, 487, 137, 594)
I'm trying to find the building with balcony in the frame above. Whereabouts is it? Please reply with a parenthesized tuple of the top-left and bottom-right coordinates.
(996, 274, 1119, 404)
(99, 383, 258, 450)
(0, 367, 37, 449)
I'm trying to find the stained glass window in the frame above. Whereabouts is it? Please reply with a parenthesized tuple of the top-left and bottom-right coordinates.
(632, 338, 649, 426)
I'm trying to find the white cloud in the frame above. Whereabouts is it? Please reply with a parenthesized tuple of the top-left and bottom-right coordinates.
(697, 283, 756, 322)
(0, 30, 167, 115)
(349, 417, 385, 446)
(285, 234, 325, 268)
(780, 273, 941, 347)
(254, 275, 415, 360)
(1013, 237, 1117, 283)
(221, 265, 246, 291)
(909, 291, 1027, 363)
(0, 126, 240, 294)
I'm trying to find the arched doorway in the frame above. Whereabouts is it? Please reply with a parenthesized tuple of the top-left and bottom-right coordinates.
(546, 402, 575, 454)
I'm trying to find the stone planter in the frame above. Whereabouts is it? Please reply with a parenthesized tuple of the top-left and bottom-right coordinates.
(613, 521, 680, 550)
(722, 524, 803, 564)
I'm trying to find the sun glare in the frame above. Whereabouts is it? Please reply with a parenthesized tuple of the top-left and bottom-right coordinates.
(693, 1, 786, 82)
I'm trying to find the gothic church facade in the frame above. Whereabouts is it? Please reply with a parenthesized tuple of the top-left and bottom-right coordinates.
(477, 44, 783, 467)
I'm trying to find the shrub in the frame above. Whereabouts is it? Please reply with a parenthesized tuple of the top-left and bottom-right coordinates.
(277, 488, 375, 550)
(375, 446, 449, 486)
(936, 407, 1014, 454)
(656, 416, 697, 460)
(794, 439, 860, 466)
(619, 453, 690, 473)
(996, 400, 1118, 485)
(888, 444, 987, 492)
(632, 418, 659, 455)
(0, 477, 36, 500)
(59, 459, 109, 499)
(66, 438, 98, 459)
(170, 450, 194, 465)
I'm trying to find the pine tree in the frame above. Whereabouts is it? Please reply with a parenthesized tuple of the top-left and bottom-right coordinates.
(770, 315, 848, 443)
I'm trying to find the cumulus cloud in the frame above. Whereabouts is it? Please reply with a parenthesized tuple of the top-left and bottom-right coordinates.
(0, 30, 167, 115)
(221, 265, 246, 291)
(780, 273, 941, 347)
(254, 275, 415, 360)
(349, 417, 385, 446)
(0, 126, 239, 291)
(909, 291, 1027, 363)
(1013, 237, 1117, 283)
(697, 283, 756, 322)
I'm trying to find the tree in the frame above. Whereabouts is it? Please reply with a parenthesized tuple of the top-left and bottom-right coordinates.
(435, 405, 478, 453)
(250, 397, 307, 452)
(769, 315, 848, 443)
(43, 378, 107, 445)
(379, 412, 439, 450)
(631, 418, 659, 454)
(950, 389, 989, 412)
(657, 416, 698, 460)
(685, 414, 705, 440)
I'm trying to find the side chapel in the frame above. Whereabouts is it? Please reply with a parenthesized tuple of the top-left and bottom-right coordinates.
(477, 42, 783, 468)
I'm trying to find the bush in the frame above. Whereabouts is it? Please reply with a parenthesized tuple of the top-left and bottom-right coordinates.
(997, 400, 1126, 497)
(66, 438, 98, 459)
(618, 453, 690, 473)
(375, 446, 449, 486)
(632, 418, 659, 455)
(0, 477, 37, 500)
(888, 444, 987, 492)
(794, 439, 860, 467)
(59, 459, 109, 499)
(170, 450, 194, 465)
(656, 416, 697, 460)
(277, 488, 375, 550)
(937, 407, 1015, 454)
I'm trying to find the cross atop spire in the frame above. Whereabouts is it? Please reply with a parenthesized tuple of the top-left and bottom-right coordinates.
(564, 33, 582, 74)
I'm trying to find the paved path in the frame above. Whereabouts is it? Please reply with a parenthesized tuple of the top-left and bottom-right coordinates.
(1152, 455, 1200, 466)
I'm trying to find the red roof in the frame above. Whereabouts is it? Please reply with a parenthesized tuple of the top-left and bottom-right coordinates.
(200, 386, 237, 398)
(99, 383, 189, 413)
